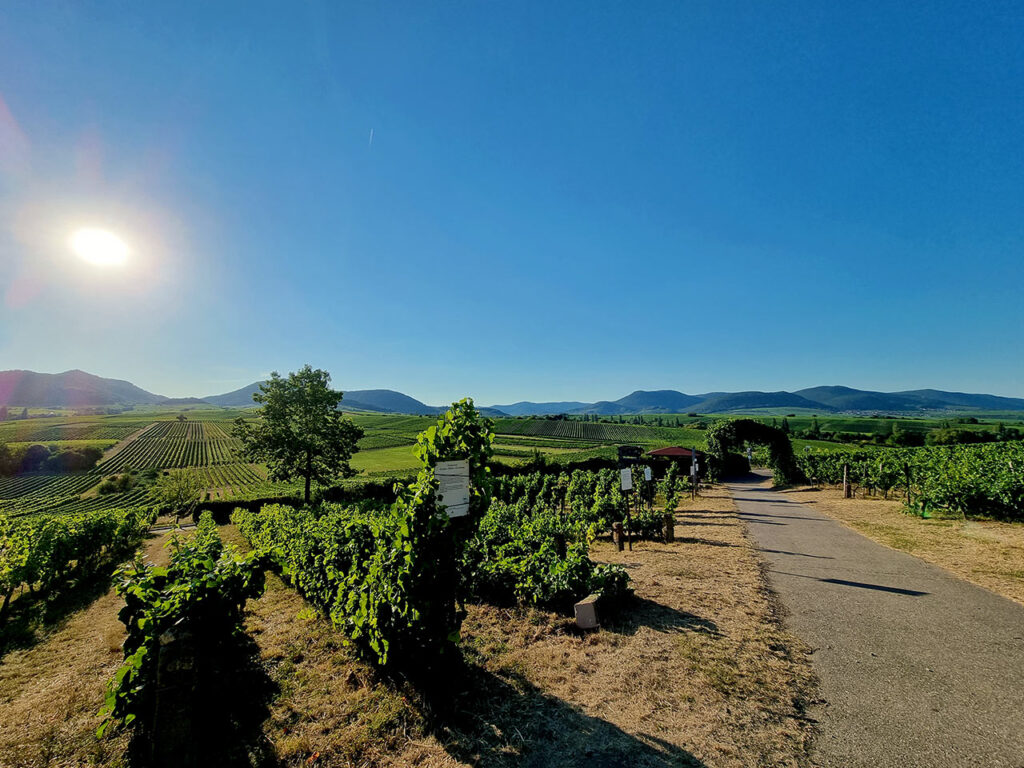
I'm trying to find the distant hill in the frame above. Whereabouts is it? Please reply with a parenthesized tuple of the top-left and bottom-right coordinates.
(343, 389, 441, 415)
(3, 369, 1023, 417)
(795, 386, 1024, 413)
(490, 400, 591, 416)
(0, 369, 165, 407)
(611, 390, 706, 413)
(691, 391, 832, 414)
(201, 382, 264, 407)
(201, 381, 511, 416)
(487, 386, 1024, 416)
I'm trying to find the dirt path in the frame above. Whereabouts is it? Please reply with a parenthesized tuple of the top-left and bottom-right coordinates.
(0, 532, 176, 767)
(728, 472, 1024, 768)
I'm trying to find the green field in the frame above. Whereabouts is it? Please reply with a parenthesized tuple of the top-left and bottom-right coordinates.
(4, 407, 1016, 516)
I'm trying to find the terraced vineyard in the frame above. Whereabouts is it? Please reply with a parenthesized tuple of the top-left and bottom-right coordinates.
(0, 472, 99, 500)
(491, 418, 704, 446)
(0, 420, 150, 443)
(97, 420, 243, 472)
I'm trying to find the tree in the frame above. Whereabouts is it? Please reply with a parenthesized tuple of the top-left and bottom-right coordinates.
(0, 406, 7, 421)
(155, 471, 204, 517)
(232, 365, 363, 504)
(176, 414, 188, 422)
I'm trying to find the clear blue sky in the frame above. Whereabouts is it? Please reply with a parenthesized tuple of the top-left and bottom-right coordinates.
(2, 1, 1022, 404)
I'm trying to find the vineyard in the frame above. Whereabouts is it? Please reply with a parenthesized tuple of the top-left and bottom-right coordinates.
(0, 420, 150, 443)
(0, 505, 154, 618)
(796, 441, 1024, 521)
(231, 401, 638, 671)
(491, 417, 703, 446)
(97, 421, 242, 472)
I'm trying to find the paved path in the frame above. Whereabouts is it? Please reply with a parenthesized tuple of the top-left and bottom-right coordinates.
(727, 472, 1024, 768)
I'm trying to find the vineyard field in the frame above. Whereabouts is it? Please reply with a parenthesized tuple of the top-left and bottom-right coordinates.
(0, 472, 100, 501)
(97, 421, 243, 472)
(491, 418, 705, 446)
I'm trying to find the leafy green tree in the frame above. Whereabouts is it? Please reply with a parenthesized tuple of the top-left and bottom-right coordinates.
(781, 417, 791, 435)
(233, 365, 363, 504)
(155, 470, 204, 517)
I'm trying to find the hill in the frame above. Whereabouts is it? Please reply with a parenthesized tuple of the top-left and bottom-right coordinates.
(692, 391, 833, 414)
(0, 369, 165, 407)
(3, 370, 1023, 417)
(490, 400, 591, 416)
(201, 381, 493, 416)
(795, 386, 1024, 413)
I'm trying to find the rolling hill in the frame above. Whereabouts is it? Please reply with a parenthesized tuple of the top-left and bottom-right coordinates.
(0, 370, 165, 407)
(3, 370, 1023, 417)
(487, 387, 1024, 416)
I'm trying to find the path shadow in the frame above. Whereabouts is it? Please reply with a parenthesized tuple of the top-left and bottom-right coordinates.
(770, 570, 929, 597)
(674, 536, 740, 548)
(422, 657, 709, 767)
(758, 548, 834, 560)
(738, 511, 825, 523)
(731, 496, 804, 504)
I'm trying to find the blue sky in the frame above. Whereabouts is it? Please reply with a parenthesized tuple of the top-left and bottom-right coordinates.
(1, 1, 1022, 404)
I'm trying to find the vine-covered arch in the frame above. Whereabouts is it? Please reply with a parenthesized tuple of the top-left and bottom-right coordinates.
(706, 419, 800, 485)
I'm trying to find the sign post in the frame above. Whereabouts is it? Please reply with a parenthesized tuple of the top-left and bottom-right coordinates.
(643, 465, 653, 510)
(435, 459, 470, 518)
(620, 467, 633, 551)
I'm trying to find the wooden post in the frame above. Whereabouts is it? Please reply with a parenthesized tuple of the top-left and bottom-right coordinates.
(662, 513, 674, 542)
(612, 522, 625, 552)
(843, 463, 851, 498)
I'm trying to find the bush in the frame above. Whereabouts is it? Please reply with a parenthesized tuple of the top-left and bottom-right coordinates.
(464, 500, 630, 610)
(99, 513, 265, 738)
(235, 399, 494, 670)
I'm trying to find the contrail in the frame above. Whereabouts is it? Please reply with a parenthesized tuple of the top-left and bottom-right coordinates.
(368, 128, 374, 148)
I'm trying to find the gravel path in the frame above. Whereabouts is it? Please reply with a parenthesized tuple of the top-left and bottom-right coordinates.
(728, 472, 1024, 768)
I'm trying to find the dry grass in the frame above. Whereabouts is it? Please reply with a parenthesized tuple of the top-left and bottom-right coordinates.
(0, 495, 816, 767)
(782, 485, 1024, 606)
(0, 531, 180, 768)
(230, 489, 816, 767)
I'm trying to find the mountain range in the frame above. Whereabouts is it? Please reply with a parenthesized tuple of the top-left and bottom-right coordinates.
(3, 369, 1024, 417)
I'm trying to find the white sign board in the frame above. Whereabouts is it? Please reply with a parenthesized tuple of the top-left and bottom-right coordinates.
(643, 466, 652, 482)
(436, 459, 470, 518)
(620, 467, 633, 491)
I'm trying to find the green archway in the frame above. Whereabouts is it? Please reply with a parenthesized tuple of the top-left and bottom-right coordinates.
(705, 419, 800, 485)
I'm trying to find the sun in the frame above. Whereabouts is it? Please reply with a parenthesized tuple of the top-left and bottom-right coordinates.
(70, 227, 129, 266)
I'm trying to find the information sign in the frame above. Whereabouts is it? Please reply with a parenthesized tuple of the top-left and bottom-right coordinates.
(620, 467, 633, 491)
(436, 459, 470, 518)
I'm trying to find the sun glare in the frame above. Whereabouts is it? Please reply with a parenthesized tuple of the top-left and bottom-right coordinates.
(70, 227, 129, 266)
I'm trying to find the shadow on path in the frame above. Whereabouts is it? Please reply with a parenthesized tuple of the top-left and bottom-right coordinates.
(770, 569, 929, 597)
